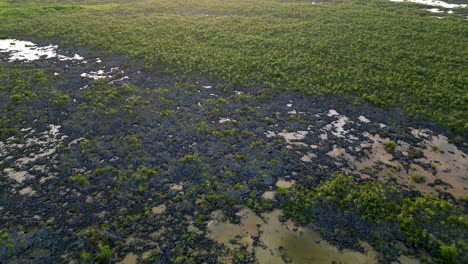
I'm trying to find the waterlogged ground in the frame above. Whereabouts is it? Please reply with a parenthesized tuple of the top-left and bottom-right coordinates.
(389, 0, 468, 18)
(0, 40, 467, 263)
(207, 209, 381, 263)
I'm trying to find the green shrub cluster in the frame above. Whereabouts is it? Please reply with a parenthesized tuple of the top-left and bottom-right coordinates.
(0, 0, 466, 133)
(283, 175, 468, 263)
(0, 66, 71, 140)
(384, 140, 397, 153)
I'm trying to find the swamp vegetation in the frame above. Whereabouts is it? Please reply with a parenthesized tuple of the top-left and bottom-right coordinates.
(0, 0, 467, 263)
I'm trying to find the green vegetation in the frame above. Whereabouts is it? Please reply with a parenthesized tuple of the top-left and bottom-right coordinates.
(439, 244, 458, 264)
(0, 65, 70, 140)
(95, 244, 112, 263)
(411, 173, 426, 183)
(234, 252, 246, 262)
(0, 0, 466, 134)
(0, 229, 14, 249)
(430, 162, 438, 174)
(80, 251, 92, 261)
(78, 226, 114, 263)
(179, 153, 201, 164)
(0, 1, 8, 8)
(1, 1, 467, 263)
(68, 174, 90, 187)
(282, 175, 468, 262)
(460, 196, 468, 204)
(384, 140, 397, 153)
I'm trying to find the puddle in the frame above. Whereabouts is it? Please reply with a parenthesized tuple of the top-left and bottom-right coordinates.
(276, 179, 296, 188)
(327, 109, 339, 117)
(324, 115, 349, 138)
(390, 0, 467, 9)
(327, 145, 356, 165)
(208, 209, 380, 264)
(257, 211, 379, 264)
(263, 103, 467, 199)
(262, 191, 276, 200)
(410, 127, 431, 139)
(3, 168, 32, 183)
(358, 115, 371, 123)
(81, 67, 121, 80)
(151, 204, 166, 215)
(351, 132, 468, 198)
(80, 70, 111, 80)
(267, 130, 310, 148)
(169, 183, 183, 191)
(322, 110, 354, 138)
(0, 39, 130, 84)
(187, 224, 203, 235)
(0, 39, 83, 62)
(427, 8, 444, 13)
(301, 153, 317, 162)
(416, 135, 468, 198)
(219, 117, 236, 124)
(118, 253, 137, 264)
(207, 209, 262, 253)
(1, 124, 65, 186)
(390, 0, 466, 16)
(18, 186, 36, 196)
(277, 131, 308, 143)
(264, 103, 467, 199)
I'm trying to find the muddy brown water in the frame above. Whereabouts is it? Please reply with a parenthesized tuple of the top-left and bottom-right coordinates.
(205, 209, 424, 264)
(207, 209, 380, 264)
(349, 131, 468, 198)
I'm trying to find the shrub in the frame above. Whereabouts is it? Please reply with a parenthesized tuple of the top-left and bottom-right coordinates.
(284, 175, 467, 262)
(80, 252, 92, 261)
(95, 244, 112, 264)
(68, 174, 90, 187)
(411, 173, 425, 184)
(384, 140, 397, 153)
(438, 244, 457, 264)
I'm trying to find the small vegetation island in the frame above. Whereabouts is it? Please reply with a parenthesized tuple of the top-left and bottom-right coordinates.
(0, 0, 467, 263)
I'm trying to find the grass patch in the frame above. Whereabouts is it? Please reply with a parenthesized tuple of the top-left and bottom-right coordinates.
(68, 174, 90, 187)
(384, 140, 397, 153)
(80, 4, 119, 11)
(0, 0, 466, 133)
(0, 66, 71, 140)
(411, 173, 426, 183)
(0, 1, 118, 17)
(0, 0, 9, 8)
(0, 5, 82, 17)
(95, 244, 112, 263)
